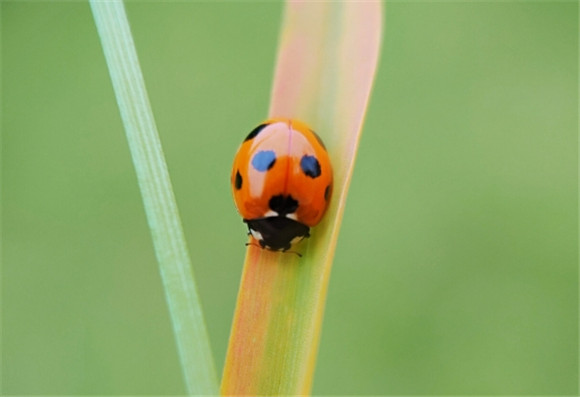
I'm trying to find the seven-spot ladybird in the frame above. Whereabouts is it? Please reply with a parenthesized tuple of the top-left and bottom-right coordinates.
(231, 118, 333, 253)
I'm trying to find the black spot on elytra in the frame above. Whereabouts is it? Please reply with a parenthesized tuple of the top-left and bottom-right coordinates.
(300, 155, 321, 178)
(269, 194, 298, 215)
(244, 123, 268, 142)
(324, 184, 331, 201)
(252, 150, 276, 172)
(309, 129, 327, 150)
(235, 170, 242, 190)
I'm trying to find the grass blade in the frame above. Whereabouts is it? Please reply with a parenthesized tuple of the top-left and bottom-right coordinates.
(89, 1, 218, 395)
(221, 2, 382, 395)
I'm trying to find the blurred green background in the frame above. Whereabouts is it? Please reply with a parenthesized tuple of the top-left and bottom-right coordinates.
(2, 1, 577, 395)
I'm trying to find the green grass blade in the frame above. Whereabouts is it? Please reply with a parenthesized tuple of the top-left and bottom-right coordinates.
(221, 2, 382, 395)
(89, 1, 218, 395)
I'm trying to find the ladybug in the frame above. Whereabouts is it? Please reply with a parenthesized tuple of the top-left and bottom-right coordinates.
(231, 118, 333, 253)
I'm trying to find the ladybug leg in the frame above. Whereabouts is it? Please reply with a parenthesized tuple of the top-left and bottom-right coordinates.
(284, 249, 303, 258)
(293, 234, 309, 245)
(282, 244, 303, 258)
(245, 241, 262, 249)
(293, 250, 303, 258)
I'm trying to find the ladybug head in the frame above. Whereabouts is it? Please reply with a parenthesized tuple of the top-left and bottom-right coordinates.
(244, 216, 310, 252)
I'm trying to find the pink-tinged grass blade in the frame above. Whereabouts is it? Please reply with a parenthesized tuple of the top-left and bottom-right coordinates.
(222, 2, 382, 395)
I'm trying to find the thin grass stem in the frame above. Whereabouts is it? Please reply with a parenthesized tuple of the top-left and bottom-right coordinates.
(90, 1, 218, 395)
